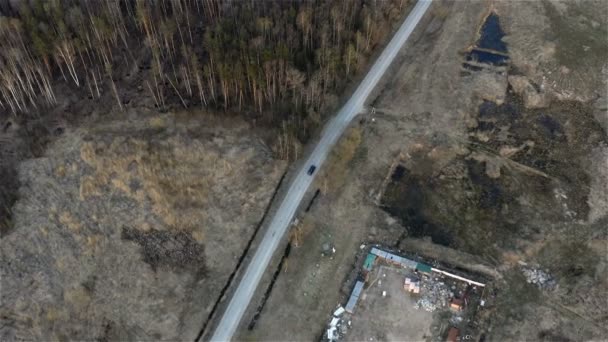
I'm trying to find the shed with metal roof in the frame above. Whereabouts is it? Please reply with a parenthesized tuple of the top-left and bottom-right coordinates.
(345, 281, 365, 313)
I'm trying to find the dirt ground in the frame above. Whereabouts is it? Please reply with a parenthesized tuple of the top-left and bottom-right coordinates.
(238, 0, 607, 341)
(346, 265, 434, 342)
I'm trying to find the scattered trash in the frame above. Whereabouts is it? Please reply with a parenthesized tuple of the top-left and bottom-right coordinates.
(330, 317, 340, 327)
(360, 244, 366, 250)
(332, 247, 336, 254)
(404, 277, 421, 293)
(522, 267, 556, 290)
(382, 291, 387, 297)
(414, 281, 453, 312)
(450, 315, 463, 325)
(327, 327, 337, 341)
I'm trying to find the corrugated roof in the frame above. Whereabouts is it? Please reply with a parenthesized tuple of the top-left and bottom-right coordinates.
(371, 248, 420, 269)
(345, 281, 365, 313)
(370, 247, 388, 258)
(400, 258, 418, 269)
(345, 293, 358, 313)
(352, 281, 364, 297)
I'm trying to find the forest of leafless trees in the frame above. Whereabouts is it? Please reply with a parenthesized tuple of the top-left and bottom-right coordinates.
(0, 0, 408, 124)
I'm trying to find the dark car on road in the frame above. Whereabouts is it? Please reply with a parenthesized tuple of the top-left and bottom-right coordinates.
(307, 165, 316, 175)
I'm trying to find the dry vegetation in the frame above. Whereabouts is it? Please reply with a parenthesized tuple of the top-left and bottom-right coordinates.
(0, 113, 287, 341)
(318, 126, 362, 194)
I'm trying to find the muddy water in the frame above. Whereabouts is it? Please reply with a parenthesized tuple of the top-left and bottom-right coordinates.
(381, 91, 606, 257)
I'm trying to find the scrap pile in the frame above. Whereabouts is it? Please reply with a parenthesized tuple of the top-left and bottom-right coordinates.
(522, 267, 556, 290)
(325, 306, 350, 342)
(404, 277, 420, 293)
(414, 280, 453, 312)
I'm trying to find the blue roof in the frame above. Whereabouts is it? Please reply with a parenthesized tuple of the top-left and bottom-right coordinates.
(345, 281, 365, 313)
(371, 247, 388, 258)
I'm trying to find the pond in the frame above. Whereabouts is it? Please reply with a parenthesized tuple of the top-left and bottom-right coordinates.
(463, 13, 510, 67)
(477, 13, 508, 53)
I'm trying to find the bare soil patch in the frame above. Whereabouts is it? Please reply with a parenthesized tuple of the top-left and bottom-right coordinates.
(346, 266, 434, 342)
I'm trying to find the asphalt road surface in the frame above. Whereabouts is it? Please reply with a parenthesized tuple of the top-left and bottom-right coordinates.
(208, 1, 433, 340)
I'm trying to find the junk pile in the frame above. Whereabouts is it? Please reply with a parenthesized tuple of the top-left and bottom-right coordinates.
(404, 277, 421, 293)
(414, 280, 453, 312)
(522, 267, 556, 290)
(325, 306, 349, 341)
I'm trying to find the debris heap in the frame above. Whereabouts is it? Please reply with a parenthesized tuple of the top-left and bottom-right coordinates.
(415, 280, 453, 312)
(522, 267, 556, 290)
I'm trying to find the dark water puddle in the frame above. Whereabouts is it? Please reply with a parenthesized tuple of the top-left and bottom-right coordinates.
(391, 165, 406, 181)
(462, 12, 509, 70)
(477, 13, 508, 53)
(466, 49, 509, 66)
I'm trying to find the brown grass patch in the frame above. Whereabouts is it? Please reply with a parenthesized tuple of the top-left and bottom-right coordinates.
(63, 286, 91, 312)
(85, 235, 103, 256)
(191, 230, 204, 243)
(78, 136, 216, 231)
(80, 142, 96, 166)
(55, 165, 66, 178)
(290, 215, 316, 248)
(319, 126, 362, 194)
(111, 178, 131, 195)
(149, 116, 167, 129)
(59, 212, 82, 232)
(79, 176, 102, 200)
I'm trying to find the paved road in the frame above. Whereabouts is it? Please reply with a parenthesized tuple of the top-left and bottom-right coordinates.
(208, 1, 432, 340)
